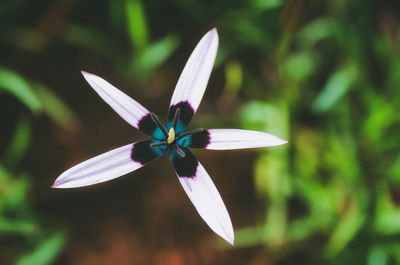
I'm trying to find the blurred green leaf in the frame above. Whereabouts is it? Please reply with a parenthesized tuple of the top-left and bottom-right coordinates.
(324, 200, 365, 257)
(131, 34, 179, 77)
(0, 164, 30, 212)
(251, 0, 284, 10)
(374, 186, 400, 238)
(257, 153, 289, 246)
(294, 178, 336, 228)
(389, 244, 400, 263)
(126, 0, 148, 52)
(375, 207, 400, 235)
(362, 95, 396, 143)
(288, 217, 315, 242)
(388, 154, 400, 182)
(312, 64, 357, 113)
(293, 128, 320, 178)
(2, 173, 30, 211)
(0, 68, 42, 113)
(283, 52, 317, 81)
(221, 60, 242, 102)
(324, 132, 360, 183)
(228, 16, 271, 49)
(298, 17, 337, 47)
(2, 116, 31, 165)
(234, 225, 269, 247)
(15, 233, 65, 265)
(225, 60, 242, 93)
(367, 247, 388, 265)
(0, 218, 37, 235)
(239, 101, 289, 138)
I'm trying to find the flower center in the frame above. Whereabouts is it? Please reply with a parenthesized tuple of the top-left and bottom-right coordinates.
(149, 108, 203, 159)
(167, 127, 175, 144)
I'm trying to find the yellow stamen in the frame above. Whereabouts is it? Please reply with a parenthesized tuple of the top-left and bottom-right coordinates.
(167, 127, 175, 144)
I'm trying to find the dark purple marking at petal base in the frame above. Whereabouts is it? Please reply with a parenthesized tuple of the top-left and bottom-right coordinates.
(188, 130, 210, 149)
(168, 101, 194, 133)
(137, 113, 157, 137)
(169, 146, 198, 178)
(131, 140, 165, 165)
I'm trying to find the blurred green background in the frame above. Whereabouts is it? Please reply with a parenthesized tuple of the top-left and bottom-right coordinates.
(1, 0, 400, 264)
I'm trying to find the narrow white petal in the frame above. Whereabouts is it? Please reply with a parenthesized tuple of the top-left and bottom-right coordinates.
(176, 163, 234, 245)
(81, 71, 150, 129)
(170, 28, 219, 112)
(53, 143, 147, 188)
(206, 129, 287, 150)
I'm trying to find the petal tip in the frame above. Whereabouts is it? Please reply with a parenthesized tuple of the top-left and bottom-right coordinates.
(227, 235, 235, 246)
(81, 71, 93, 80)
(81, 70, 89, 76)
(51, 182, 64, 189)
(273, 136, 288, 146)
(81, 71, 98, 81)
(81, 71, 96, 80)
(221, 223, 234, 246)
(205, 28, 218, 42)
(224, 234, 235, 244)
(209, 28, 218, 39)
(52, 177, 72, 189)
(51, 181, 63, 189)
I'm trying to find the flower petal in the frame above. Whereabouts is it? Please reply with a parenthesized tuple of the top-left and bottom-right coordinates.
(167, 29, 219, 133)
(187, 129, 287, 149)
(169, 146, 234, 245)
(53, 139, 165, 188)
(81, 71, 158, 136)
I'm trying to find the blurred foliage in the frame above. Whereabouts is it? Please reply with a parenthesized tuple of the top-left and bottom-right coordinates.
(233, 1, 400, 264)
(1, 0, 400, 264)
(0, 68, 43, 114)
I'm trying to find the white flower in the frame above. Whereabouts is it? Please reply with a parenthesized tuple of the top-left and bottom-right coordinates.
(53, 28, 287, 245)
